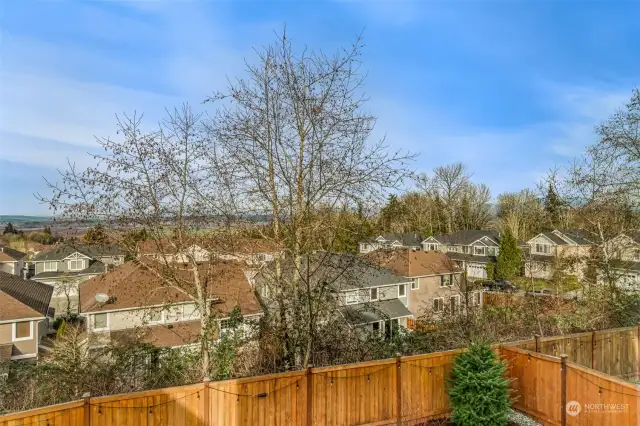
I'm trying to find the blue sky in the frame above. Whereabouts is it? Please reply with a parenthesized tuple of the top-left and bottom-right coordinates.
(0, 0, 638, 215)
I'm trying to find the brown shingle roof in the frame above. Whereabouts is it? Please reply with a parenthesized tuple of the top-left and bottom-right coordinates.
(0, 246, 26, 262)
(364, 248, 461, 278)
(80, 260, 262, 317)
(109, 320, 203, 348)
(0, 271, 53, 320)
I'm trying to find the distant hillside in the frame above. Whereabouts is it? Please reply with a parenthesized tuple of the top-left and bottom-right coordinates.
(0, 215, 54, 225)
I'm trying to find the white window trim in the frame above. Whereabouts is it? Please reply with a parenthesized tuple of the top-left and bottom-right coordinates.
(345, 290, 359, 305)
(370, 287, 379, 301)
(12, 321, 33, 342)
(433, 297, 444, 312)
(440, 274, 452, 288)
(411, 278, 419, 290)
(450, 295, 461, 306)
(93, 313, 110, 331)
(67, 259, 85, 271)
(43, 261, 58, 272)
(474, 246, 486, 256)
(398, 284, 406, 297)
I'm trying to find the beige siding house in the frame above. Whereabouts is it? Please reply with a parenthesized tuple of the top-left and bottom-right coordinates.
(525, 229, 593, 280)
(365, 248, 476, 319)
(0, 246, 26, 276)
(0, 271, 53, 361)
(80, 259, 263, 348)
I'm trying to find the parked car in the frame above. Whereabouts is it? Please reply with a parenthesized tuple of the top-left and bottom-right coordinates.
(481, 279, 517, 292)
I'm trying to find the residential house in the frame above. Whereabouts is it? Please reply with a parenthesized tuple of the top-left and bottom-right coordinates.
(31, 243, 125, 315)
(255, 252, 414, 337)
(365, 248, 475, 318)
(79, 259, 263, 349)
(525, 229, 593, 280)
(359, 233, 424, 254)
(139, 237, 282, 266)
(599, 232, 640, 290)
(422, 230, 528, 280)
(0, 272, 53, 361)
(0, 246, 26, 276)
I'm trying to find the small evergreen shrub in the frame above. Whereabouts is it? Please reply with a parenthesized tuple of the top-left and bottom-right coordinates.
(447, 343, 511, 426)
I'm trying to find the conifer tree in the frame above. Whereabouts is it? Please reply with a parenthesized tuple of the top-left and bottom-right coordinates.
(496, 230, 521, 279)
(447, 343, 511, 426)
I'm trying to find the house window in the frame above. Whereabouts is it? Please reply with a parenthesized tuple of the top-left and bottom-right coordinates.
(398, 284, 406, 297)
(426, 243, 438, 251)
(433, 298, 444, 312)
(487, 247, 498, 256)
(411, 278, 419, 290)
(183, 304, 200, 319)
(633, 249, 640, 261)
(43, 261, 57, 272)
(93, 313, 109, 331)
(372, 321, 382, 333)
(440, 274, 451, 287)
(450, 295, 461, 314)
(370, 287, 379, 301)
(68, 259, 85, 271)
(147, 308, 163, 323)
(474, 246, 486, 256)
(261, 284, 271, 299)
(345, 291, 359, 305)
(471, 292, 481, 306)
(12, 321, 32, 341)
(535, 243, 551, 254)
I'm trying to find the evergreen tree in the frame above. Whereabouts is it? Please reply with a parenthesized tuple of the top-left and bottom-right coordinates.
(544, 182, 562, 228)
(3, 222, 18, 235)
(496, 230, 521, 280)
(485, 261, 495, 280)
(43, 225, 52, 235)
(447, 343, 511, 426)
(83, 224, 110, 245)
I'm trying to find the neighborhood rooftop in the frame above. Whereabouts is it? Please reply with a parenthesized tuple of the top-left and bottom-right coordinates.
(0, 271, 53, 321)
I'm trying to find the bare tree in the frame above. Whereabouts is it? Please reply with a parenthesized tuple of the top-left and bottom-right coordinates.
(205, 30, 414, 367)
(432, 163, 470, 233)
(38, 105, 232, 376)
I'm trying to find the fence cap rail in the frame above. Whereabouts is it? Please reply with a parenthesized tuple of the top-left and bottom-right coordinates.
(401, 348, 466, 363)
(0, 399, 84, 422)
(312, 357, 395, 373)
(90, 383, 203, 404)
(594, 325, 638, 336)
(502, 345, 562, 363)
(210, 369, 307, 387)
(567, 361, 640, 390)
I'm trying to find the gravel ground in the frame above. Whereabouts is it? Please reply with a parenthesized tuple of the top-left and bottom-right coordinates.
(508, 409, 542, 426)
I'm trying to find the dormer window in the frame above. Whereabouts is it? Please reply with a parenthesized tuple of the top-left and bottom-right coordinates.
(474, 246, 486, 256)
(425, 243, 438, 251)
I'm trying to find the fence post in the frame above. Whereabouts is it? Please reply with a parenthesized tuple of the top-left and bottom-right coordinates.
(560, 354, 568, 426)
(534, 334, 540, 353)
(203, 376, 210, 426)
(82, 392, 91, 426)
(591, 330, 597, 370)
(396, 353, 402, 426)
(306, 365, 313, 426)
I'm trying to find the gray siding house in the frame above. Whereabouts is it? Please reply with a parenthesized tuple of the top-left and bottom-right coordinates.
(31, 243, 124, 316)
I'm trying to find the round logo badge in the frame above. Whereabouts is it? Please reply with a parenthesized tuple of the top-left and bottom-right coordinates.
(566, 401, 581, 417)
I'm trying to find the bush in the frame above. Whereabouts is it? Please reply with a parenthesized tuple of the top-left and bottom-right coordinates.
(447, 343, 511, 426)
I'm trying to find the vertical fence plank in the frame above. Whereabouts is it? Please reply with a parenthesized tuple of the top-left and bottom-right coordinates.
(560, 354, 567, 426)
(395, 353, 402, 426)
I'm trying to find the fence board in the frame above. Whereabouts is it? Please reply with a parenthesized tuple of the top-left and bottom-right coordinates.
(0, 400, 85, 426)
(566, 362, 640, 426)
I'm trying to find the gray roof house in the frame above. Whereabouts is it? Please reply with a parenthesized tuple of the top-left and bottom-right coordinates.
(0, 271, 53, 361)
(359, 233, 424, 254)
(30, 243, 125, 316)
(0, 246, 27, 276)
(422, 230, 528, 280)
(255, 252, 414, 337)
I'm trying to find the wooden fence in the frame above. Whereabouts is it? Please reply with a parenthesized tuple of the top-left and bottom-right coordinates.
(2, 327, 639, 426)
(507, 325, 640, 380)
(502, 345, 640, 426)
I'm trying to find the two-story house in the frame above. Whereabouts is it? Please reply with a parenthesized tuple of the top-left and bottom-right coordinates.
(422, 230, 528, 280)
(0, 272, 53, 361)
(79, 259, 263, 349)
(359, 233, 424, 254)
(598, 232, 640, 290)
(525, 229, 593, 280)
(365, 248, 475, 318)
(0, 246, 26, 276)
(31, 243, 125, 316)
(255, 252, 414, 337)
